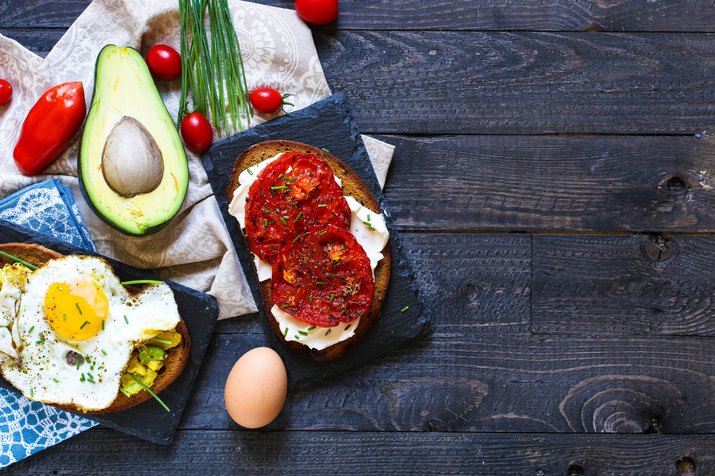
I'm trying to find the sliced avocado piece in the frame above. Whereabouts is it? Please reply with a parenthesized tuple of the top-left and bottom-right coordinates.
(79, 45, 188, 236)
(138, 345, 166, 364)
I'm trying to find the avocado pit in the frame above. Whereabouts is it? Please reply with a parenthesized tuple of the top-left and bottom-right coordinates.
(101, 116, 164, 198)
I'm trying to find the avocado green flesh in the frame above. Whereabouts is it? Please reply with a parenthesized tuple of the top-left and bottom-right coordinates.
(80, 45, 188, 236)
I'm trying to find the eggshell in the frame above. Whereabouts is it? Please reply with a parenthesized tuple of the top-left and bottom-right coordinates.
(224, 346, 288, 428)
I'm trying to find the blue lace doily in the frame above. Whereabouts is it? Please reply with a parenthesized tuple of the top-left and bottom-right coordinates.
(0, 179, 98, 468)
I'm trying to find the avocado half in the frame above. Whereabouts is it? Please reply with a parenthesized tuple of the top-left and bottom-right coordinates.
(79, 45, 189, 236)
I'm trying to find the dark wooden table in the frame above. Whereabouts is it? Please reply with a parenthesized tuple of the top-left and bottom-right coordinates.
(3, 1, 715, 474)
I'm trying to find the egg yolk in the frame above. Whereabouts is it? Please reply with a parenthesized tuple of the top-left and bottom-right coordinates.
(43, 279, 109, 341)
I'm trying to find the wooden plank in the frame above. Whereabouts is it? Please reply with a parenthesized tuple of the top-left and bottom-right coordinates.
(2, 0, 715, 32)
(380, 134, 715, 232)
(532, 234, 715, 336)
(0, 27, 64, 56)
(182, 329, 715, 434)
(7, 429, 715, 475)
(316, 31, 715, 134)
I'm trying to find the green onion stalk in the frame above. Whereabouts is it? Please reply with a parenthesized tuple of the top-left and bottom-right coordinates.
(178, 0, 252, 136)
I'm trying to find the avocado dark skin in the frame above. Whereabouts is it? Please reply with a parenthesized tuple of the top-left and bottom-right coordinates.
(79, 45, 189, 237)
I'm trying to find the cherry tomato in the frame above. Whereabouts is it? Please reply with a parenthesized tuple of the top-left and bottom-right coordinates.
(145, 44, 182, 81)
(295, 0, 339, 25)
(249, 87, 293, 114)
(0, 79, 12, 106)
(180, 112, 213, 153)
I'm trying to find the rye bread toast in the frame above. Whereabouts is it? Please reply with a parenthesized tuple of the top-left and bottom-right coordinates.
(0, 243, 190, 414)
(228, 140, 391, 362)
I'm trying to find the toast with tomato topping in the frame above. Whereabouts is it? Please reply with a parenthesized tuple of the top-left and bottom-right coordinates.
(228, 140, 391, 362)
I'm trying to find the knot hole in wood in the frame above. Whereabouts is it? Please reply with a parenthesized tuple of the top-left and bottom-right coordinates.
(676, 456, 696, 476)
(643, 234, 676, 262)
(661, 175, 689, 197)
(566, 463, 584, 475)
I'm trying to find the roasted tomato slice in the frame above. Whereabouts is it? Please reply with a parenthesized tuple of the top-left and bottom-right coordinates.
(245, 152, 350, 264)
(271, 225, 374, 327)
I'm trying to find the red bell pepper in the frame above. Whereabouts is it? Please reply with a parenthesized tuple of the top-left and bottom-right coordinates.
(13, 81, 86, 176)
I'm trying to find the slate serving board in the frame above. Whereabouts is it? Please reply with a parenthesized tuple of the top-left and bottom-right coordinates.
(0, 219, 219, 445)
(203, 93, 430, 390)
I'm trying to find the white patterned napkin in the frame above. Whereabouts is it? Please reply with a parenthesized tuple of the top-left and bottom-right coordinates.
(0, 0, 394, 320)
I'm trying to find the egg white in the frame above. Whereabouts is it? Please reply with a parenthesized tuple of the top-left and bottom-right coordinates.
(0, 255, 180, 411)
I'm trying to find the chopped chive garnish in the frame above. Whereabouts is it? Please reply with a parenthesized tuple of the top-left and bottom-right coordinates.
(101, 349, 107, 356)
(293, 235, 300, 243)
(264, 218, 268, 227)
(308, 326, 316, 331)
(79, 320, 90, 330)
(75, 302, 83, 315)
(246, 168, 253, 175)
(151, 337, 173, 346)
(298, 330, 308, 336)
(36, 333, 44, 344)
(325, 329, 332, 336)
(400, 306, 410, 313)
(120, 279, 163, 286)
(294, 334, 301, 340)
(317, 204, 327, 208)
(29, 388, 33, 397)
(76, 358, 82, 369)
(271, 185, 289, 190)
(119, 387, 131, 398)
(87, 372, 94, 380)
(80, 373, 85, 382)
(63, 313, 67, 321)
(0, 250, 38, 270)
(101, 320, 105, 330)
(367, 214, 371, 222)
(363, 221, 376, 231)
(128, 373, 170, 413)
(52, 378, 59, 383)
(284, 327, 289, 337)
(280, 216, 287, 225)
(321, 148, 330, 153)
(263, 208, 271, 214)
(28, 325, 34, 333)
(124, 315, 129, 324)
(345, 324, 352, 331)
(309, 294, 313, 303)
(293, 212, 303, 223)
(318, 231, 327, 236)
(316, 281, 325, 286)
(329, 294, 334, 302)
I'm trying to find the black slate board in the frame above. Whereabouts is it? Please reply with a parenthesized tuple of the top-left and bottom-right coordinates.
(0, 219, 219, 445)
(203, 93, 430, 390)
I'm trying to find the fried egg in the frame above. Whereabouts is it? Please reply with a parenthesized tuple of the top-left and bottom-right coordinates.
(0, 255, 180, 411)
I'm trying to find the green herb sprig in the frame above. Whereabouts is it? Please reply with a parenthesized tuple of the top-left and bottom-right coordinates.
(0, 250, 38, 270)
(128, 373, 171, 413)
(178, 0, 251, 135)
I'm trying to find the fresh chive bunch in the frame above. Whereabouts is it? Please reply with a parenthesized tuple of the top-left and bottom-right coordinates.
(178, 0, 251, 135)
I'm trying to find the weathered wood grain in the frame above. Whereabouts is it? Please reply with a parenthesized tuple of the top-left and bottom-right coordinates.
(533, 234, 715, 336)
(3, 0, 715, 32)
(380, 134, 715, 232)
(317, 31, 715, 134)
(0, 27, 64, 56)
(8, 429, 715, 475)
(181, 328, 715, 434)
